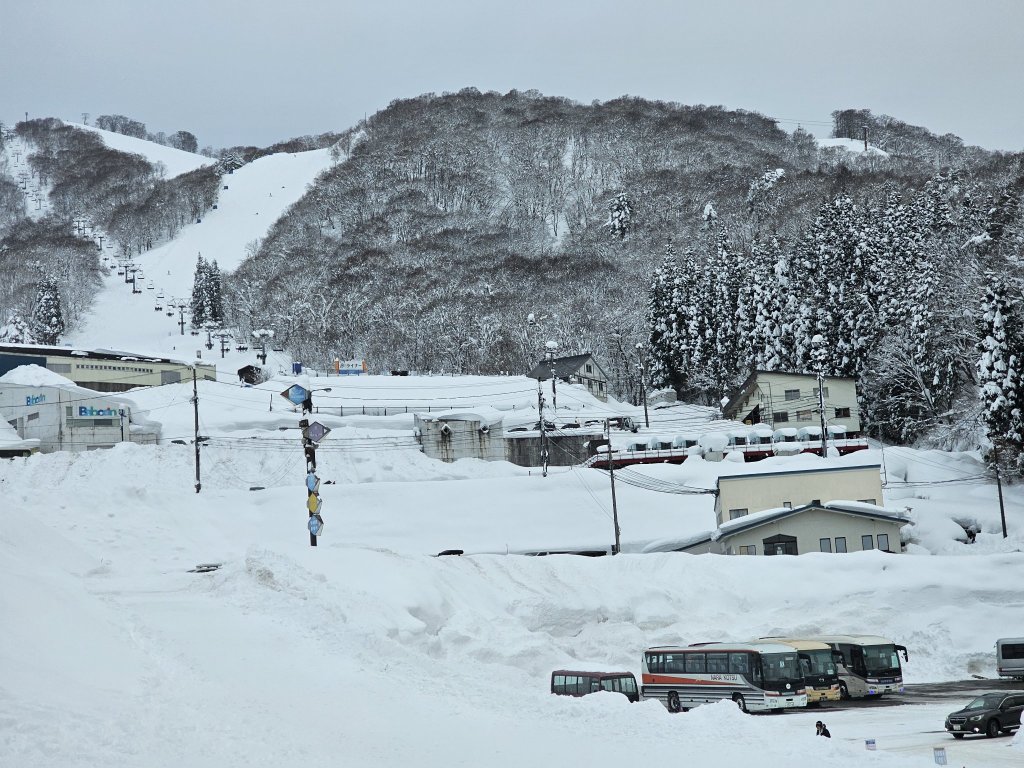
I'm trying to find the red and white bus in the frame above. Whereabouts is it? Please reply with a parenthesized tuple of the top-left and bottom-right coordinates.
(641, 642, 808, 713)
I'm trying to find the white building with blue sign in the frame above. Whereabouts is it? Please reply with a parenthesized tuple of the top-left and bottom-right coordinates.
(0, 364, 161, 453)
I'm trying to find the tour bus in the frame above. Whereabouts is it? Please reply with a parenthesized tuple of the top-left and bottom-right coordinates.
(803, 635, 908, 699)
(640, 642, 808, 713)
(996, 637, 1024, 679)
(759, 638, 842, 703)
(550, 670, 639, 702)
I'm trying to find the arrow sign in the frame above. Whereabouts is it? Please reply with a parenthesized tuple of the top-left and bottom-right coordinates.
(280, 384, 309, 406)
(307, 493, 322, 514)
(308, 514, 324, 536)
(306, 472, 320, 493)
(305, 421, 331, 444)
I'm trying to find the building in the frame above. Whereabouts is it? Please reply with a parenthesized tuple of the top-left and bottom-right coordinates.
(0, 343, 216, 393)
(715, 464, 883, 526)
(415, 410, 505, 463)
(0, 366, 160, 452)
(722, 370, 861, 435)
(527, 353, 609, 402)
(674, 501, 910, 556)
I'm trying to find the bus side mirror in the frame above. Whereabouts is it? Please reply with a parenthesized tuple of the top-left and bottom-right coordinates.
(896, 645, 908, 662)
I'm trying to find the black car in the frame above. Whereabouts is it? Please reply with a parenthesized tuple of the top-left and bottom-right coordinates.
(944, 692, 1024, 738)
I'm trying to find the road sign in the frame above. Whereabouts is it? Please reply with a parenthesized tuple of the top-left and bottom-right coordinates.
(307, 493, 322, 514)
(308, 514, 324, 536)
(280, 384, 309, 405)
(305, 421, 331, 444)
(306, 472, 320, 493)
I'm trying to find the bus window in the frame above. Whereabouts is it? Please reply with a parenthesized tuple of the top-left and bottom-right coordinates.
(664, 654, 685, 674)
(706, 652, 729, 674)
(620, 676, 637, 694)
(601, 678, 615, 692)
(761, 653, 800, 681)
(553, 674, 566, 693)
(729, 653, 750, 675)
(685, 653, 706, 674)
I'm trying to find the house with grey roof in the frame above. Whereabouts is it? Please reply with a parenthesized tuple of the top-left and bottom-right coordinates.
(527, 352, 608, 402)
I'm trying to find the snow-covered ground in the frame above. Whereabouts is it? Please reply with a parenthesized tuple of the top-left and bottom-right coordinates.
(2, 368, 1024, 767)
(817, 136, 891, 157)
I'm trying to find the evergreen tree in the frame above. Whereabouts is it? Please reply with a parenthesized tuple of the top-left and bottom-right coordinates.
(190, 253, 210, 328)
(647, 243, 683, 390)
(606, 192, 634, 240)
(0, 311, 33, 343)
(208, 259, 224, 324)
(29, 279, 65, 345)
(978, 271, 1024, 469)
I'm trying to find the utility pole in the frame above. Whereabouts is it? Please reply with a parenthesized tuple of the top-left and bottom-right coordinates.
(192, 367, 201, 493)
(81, 112, 89, 126)
(537, 377, 548, 477)
(811, 334, 828, 457)
(993, 442, 1009, 538)
(605, 419, 622, 555)
(862, 125, 868, 152)
(279, 383, 331, 546)
(544, 340, 558, 412)
(636, 343, 650, 428)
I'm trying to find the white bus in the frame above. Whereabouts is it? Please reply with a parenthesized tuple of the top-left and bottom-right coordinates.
(996, 637, 1024, 679)
(758, 637, 842, 703)
(641, 642, 808, 713)
(803, 634, 908, 699)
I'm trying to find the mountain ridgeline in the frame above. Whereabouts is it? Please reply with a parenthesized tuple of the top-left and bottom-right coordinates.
(2, 92, 1023, 465)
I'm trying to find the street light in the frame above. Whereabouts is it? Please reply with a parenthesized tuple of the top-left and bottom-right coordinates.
(544, 340, 559, 412)
(635, 342, 649, 428)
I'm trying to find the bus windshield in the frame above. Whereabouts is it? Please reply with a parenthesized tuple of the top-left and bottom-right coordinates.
(862, 644, 901, 675)
(801, 650, 837, 677)
(761, 652, 801, 681)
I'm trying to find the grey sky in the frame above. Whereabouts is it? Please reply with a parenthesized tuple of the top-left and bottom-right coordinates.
(3, 0, 1023, 151)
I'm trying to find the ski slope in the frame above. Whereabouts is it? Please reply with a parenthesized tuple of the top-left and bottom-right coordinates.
(68, 122, 214, 178)
(65, 147, 334, 358)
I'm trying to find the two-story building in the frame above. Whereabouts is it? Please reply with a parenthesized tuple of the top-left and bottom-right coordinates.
(722, 370, 862, 435)
(527, 352, 609, 402)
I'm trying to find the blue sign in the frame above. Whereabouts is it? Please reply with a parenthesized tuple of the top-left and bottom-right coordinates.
(306, 472, 319, 493)
(25, 393, 46, 406)
(305, 421, 331, 443)
(280, 384, 309, 405)
(308, 514, 324, 536)
(78, 405, 125, 417)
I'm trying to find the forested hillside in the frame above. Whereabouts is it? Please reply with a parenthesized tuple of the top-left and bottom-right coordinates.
(2, 92, 1023, 468)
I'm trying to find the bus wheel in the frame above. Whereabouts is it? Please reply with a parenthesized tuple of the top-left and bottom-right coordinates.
(666, 691, 682, 713)
(839, 682, 850, 700)
(733, 694, 747, 713)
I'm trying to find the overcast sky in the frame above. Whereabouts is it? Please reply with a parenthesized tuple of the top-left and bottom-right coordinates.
(3, 0, 1023, 152)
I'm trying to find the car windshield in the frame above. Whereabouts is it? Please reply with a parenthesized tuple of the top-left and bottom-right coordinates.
(761, 652, 801, 681)
(964, 694, 1004, 711)
(862, 644, 901, 675)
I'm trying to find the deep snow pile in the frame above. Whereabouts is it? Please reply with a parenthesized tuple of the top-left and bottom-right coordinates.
(1, 439, 1023, 767)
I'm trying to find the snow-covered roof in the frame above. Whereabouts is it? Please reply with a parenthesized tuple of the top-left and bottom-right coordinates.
(0, 364, 79, 388)
(715, 500, 910, 539)
(419, 407, 506, 426)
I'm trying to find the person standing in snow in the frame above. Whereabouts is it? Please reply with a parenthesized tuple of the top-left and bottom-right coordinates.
(815, 721, 831, 738)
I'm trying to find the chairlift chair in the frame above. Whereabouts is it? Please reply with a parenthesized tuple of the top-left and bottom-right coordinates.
(147, 280, 155, 290)
(116, 268, 125, 276)
(154, 303, 163, 312)
(157, 290, 165, 299)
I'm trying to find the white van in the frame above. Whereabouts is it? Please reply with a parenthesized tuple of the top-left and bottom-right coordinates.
(997, 638, 1024, 679)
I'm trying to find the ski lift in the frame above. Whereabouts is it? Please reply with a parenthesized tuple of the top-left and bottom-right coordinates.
(154, 303, 163, 312)
(136, 270, 145, 280)
(166, 309, 174, 317)
(156, 290, 165, 299)
(236, 343, 249, 352)
(116, 268, 124, 276)
(146, 280, 154, 290)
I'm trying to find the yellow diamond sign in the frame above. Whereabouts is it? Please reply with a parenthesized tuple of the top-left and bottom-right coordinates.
(307, 494, 322, 514)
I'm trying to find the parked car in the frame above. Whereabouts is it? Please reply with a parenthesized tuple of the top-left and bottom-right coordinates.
(607, 416, 639, 433)
(550, 670, 639, 702)
(944, 692, 1024, 738)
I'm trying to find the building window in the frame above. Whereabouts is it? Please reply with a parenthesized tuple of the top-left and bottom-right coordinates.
(738, 545, 757, 556)
(784, 389, 800, 401)
(782, 501, 792, 509)
(835, 537, 847, 553)
(811, 499, 821, 505)
(585, 363, 593, 373)
(27, 412, 39, 422)
(729, 508, 749, 520)
(773, 411, 789, 423)
(861, 534, 874, 550)
(858, 498, 877, 505)
(819, 538, 832, 553)
(878, 533, 890, 552)
(834, 407, 851, 418)
(815, 386, 830, 398)
(796, 410, 813, 421)
(598, 382, 604, 391)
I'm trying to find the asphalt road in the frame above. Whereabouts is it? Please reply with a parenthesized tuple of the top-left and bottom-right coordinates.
(824, 676, 1024, 710)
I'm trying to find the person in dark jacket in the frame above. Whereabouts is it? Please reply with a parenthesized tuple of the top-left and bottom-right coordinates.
(815, 721, 831, 738)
